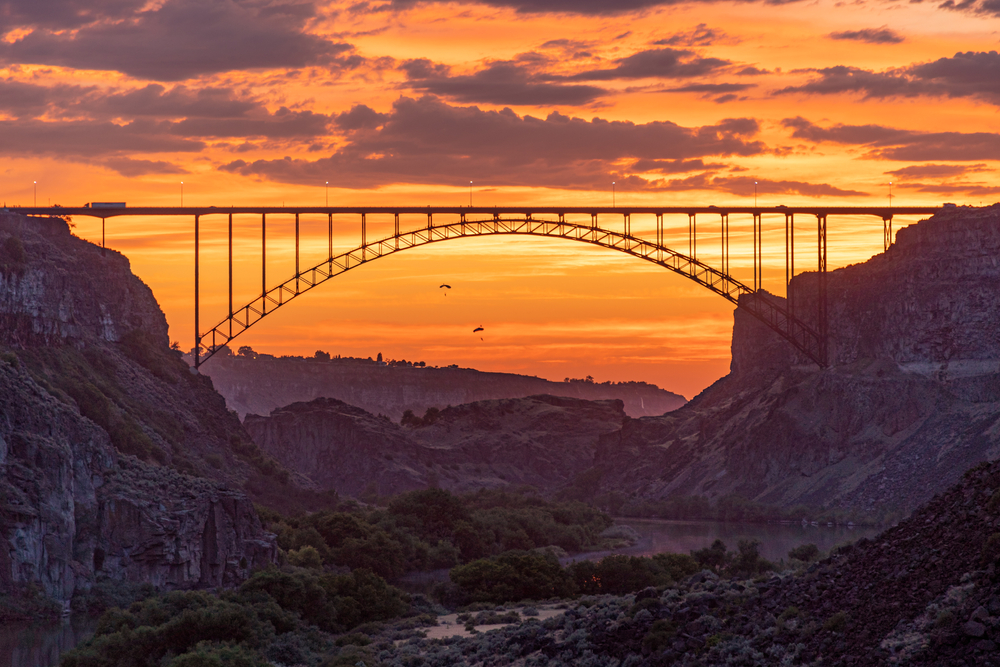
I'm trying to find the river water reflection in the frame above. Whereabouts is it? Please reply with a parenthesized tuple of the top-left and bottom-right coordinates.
(587, 518, 883, 564)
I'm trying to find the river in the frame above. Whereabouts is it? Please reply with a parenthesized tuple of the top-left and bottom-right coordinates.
(576, 517, 883, 564)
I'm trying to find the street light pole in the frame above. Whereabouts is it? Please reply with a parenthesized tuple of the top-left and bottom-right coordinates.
(612, 181, 616, 208)
(889, 181, 893, 209)
(33, 181, 36, 207)
(754, 181, 757, 208)
(325, 181, 329, 207)
(469, 181, 473, 206)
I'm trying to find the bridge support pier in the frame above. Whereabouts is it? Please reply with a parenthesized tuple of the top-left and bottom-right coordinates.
(228, 214, 233, 339)
(295, 213, 300, 294)
(720, 213, 729, 276)
(261, 213, 266, 301)
(883, 215, 893, 251)
(785, 212, 794, 319)
(688, 213, 696, 260)
(817, 214, 828, 365)
(753, 213, 762, 291)
(194, 214, 200, 369)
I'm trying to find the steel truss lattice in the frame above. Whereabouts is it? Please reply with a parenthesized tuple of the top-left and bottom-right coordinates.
(197, 217, 826, 367)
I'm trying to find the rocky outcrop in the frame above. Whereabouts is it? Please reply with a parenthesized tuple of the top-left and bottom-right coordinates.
(201, 353, 685, 421)
(0, 356, 276, 606)
(594, 204, 1000, 518)
(0, 211, 278, 611)
(244, 394, 626, 498)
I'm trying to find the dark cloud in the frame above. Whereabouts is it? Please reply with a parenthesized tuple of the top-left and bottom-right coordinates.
(221, 95, 766, 189)
(0, 79, 94, 118)
(782, 117, 1000, 161)
(908, 51, 1000, 103)
(568, 48, 730, 81)
(657, 173, 867, 197)
(775, 51, 1000, 106)
(630, 158, 726, 173)
(170, 107, 329, 139)
(664, 82, 754, 93)
(736, 66, 770, 76)
(376, 0, 805, 15)
(885, 164, 991, 179)
(0, 119, 204, 156)
(94, 84, 261, 119)
(402, 59, 607, 105)
(0, 0, 354, 80)
(103, 157, 189, 176)
(0, 0, 147, 30)
(653, 24, 734, 47)
(0, 81, 331, 139)
(334, 105, 389, 131)
(935, 0, 1000, 18)
(828, 27, 905, 44)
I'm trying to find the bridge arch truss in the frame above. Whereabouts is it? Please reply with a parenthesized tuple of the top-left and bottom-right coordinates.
(196, 214, 828, 368)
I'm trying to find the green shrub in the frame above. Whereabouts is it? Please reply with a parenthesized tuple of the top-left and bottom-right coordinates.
(450, 551, 575, 604)
(642, 619, 676, 653)
(287, 546, 323, 569)
(788, 543, 820, 562)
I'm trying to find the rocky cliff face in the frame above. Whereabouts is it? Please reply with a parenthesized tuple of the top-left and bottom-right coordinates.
(595, 204, 1000, 518)
(0, 211, 277, 611)
(244, 395, 626, 498)
(201, 354, 685, 421)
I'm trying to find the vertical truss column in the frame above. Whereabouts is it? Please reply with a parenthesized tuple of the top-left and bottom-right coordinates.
(591, 213, 597, 229)
(720, 213, 729, 276)
(656, 213, 663, 262)
(228, 213, 233, 339)
(101, 218, 106, 256)
(328, 213, 333, 263)
(785, 212, 794, 319)
(818, 213, 828, 365)
(194, 214, 200, 369)
(883, 215, 893, 251)
(394, 213, 400, 250)
(295, 212, 300, 294)
(688, 213, 697, 261)
(753, 213, 762, 291)
(623, 213, 630, 237)
(361, 212, 367, 262)
(261, 213, 267, 302)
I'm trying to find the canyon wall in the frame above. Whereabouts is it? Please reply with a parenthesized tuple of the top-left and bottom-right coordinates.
(595, 204, 1000, 517)
(0, 211, 277, 609)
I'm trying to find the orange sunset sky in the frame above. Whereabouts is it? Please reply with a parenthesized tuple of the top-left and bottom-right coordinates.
(2, 0, 999, 399)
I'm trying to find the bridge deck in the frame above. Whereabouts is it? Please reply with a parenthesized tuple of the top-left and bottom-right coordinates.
(9, 205, 942, 218)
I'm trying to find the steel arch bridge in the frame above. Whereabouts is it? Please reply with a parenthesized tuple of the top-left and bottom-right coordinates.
(202, 214, 826, 365)
(18, 204, 942, 369)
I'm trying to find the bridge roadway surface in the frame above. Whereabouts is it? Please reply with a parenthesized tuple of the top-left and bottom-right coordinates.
(12, 205, 941, 217)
